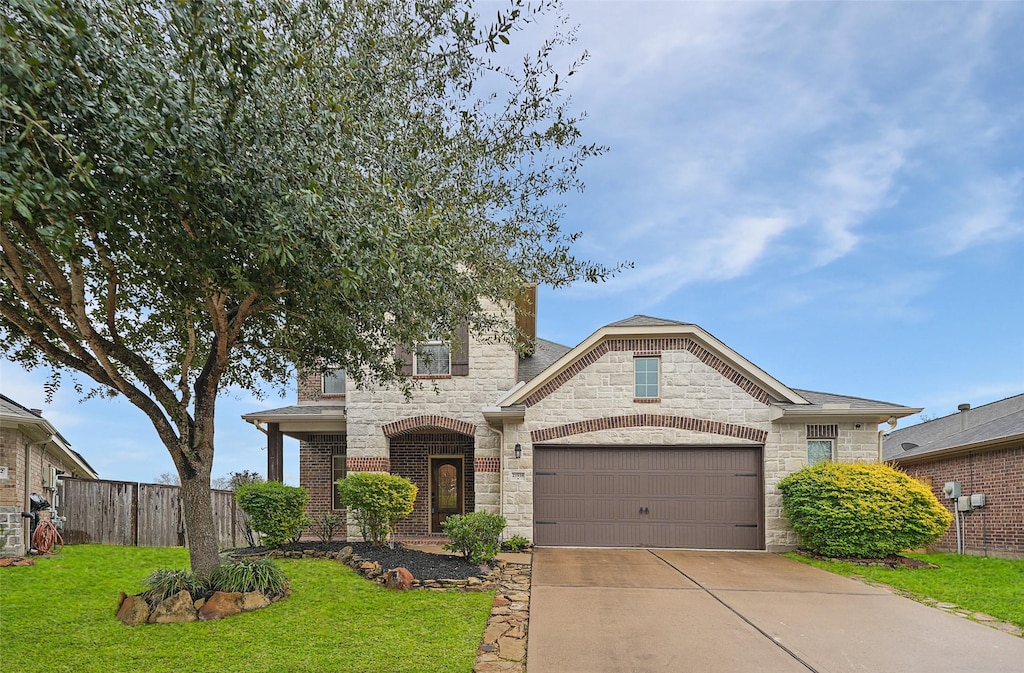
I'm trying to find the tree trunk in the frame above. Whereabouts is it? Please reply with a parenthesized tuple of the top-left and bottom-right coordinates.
(176, 392, 220, 579)
(180, 468, 220, 578)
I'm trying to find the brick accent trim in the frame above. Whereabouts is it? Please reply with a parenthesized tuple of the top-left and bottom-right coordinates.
(521, 337, 772, 407)
(382, 415, 477, 438)
(474, 457, 500, 473)
(807, 424, 839, 439)
(531, 414, 768, 444)
(346, 457, 391, 472)
(634, 398, 661, 404)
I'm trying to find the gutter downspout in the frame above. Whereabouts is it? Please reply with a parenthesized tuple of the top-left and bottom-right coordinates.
(495, 426, 505, 520)
(878, 417, 897, 462)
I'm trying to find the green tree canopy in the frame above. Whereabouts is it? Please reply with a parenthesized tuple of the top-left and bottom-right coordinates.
(1, 0, 617, 576)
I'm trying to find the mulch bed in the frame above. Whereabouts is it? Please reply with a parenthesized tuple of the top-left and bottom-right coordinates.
(795, 548, 939, 569)
(228, 541, 491, 580)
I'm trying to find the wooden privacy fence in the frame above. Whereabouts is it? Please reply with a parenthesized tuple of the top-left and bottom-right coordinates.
(57, 478, 247, 549)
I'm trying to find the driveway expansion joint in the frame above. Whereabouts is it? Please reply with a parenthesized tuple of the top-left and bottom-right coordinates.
(648, 550, 822, 673)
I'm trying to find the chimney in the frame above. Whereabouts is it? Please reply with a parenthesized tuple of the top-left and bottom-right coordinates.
(957, 403, 970, 431)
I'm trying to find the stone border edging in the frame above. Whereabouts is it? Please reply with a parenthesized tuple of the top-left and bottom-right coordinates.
(474, 561, 531, 673)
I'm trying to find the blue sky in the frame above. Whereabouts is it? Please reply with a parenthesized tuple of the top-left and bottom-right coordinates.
(2, 1, 1022, 485)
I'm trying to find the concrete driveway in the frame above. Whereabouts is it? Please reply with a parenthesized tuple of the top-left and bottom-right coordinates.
(527, 548, 1024, 673)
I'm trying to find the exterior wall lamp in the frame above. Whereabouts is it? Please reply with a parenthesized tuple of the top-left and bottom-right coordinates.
(514, 443, 522, 459)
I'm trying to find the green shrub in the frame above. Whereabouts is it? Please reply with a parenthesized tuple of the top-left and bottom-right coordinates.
(443, 511, 507, 564)
(778, 461, 953, 558)
(308, 512, 344, 543)
(142, 569, 209, 603)
(235, 482, 310, 548)
(335, 473, 417, 545)
(210, 558, 290, 595)
(502, 534, 531, 552)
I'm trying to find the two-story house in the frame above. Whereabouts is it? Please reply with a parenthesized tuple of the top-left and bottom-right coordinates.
(243, 300, 919, 551)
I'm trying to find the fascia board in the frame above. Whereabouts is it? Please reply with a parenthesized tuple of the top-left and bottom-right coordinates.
(0, 414, 97, 478)
(890, 432, 1024, 465)
(774, 407, 924, 423)
(506, 323, 809, 406)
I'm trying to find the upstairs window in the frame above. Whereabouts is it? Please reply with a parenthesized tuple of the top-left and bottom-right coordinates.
(415, 340, 451, 376)
(322, 368, 346, 395)
(634, 357, 660, 399)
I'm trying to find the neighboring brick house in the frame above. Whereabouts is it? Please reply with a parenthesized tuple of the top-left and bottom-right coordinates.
(243, 310, 919, 551)
(883, 395, 1024, 559)
(0, 394, 98, 555)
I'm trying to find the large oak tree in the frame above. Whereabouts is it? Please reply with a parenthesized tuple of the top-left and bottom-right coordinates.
(1, 0, 615, 576)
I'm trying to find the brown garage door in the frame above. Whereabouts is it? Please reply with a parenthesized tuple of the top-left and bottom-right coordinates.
(533, 446, 762, 549)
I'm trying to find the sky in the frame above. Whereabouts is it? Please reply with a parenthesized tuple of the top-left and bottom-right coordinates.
(2, 1, 1022, 485)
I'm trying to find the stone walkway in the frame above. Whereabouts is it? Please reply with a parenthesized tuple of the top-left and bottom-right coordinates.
(474, 559, 531, 673)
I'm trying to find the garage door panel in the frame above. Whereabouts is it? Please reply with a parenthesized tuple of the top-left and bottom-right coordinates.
(591, 498, 644, 521)
(534, 446, 762, 550)
(592, 473, 642, 496)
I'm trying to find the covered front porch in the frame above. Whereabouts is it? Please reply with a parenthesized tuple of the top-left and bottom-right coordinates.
(240, 404, 347, 514)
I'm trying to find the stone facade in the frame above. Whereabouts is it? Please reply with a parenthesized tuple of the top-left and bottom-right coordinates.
(285, 315, 908, 551)
(299, 318, 517, 539)
(764, 421, 882, 550)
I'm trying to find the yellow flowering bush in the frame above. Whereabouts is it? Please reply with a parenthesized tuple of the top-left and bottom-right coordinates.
(778, 461, 952, 558)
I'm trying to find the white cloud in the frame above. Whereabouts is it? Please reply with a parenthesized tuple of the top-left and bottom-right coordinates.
(933, 174, 1024, 254)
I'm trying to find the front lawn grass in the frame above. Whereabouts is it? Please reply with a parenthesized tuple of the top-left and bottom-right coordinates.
(0, 545, 493, 673)
(788, 552, 1024, 629)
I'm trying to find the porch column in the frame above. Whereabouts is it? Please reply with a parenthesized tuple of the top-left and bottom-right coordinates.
(267, 423, 284, 482)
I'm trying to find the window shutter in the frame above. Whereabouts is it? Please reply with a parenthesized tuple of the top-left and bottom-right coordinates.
(395, 344, 414, 376)
(451, 323, 470, 376)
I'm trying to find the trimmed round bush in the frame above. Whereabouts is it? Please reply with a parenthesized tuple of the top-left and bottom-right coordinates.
(235, 481, 310, 548)
(336, 472, 417, 546)
(442, 511, 507, 564)
(778, 461, 952, 558)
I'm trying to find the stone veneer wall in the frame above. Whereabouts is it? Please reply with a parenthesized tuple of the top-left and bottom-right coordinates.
(764, 421, 882, 551)
(506, 346, 776, 542)
(341, 313, 515, 538)
(298, 434, 347, 520)
(389, 431, 475, 535)
(899, 444, 1024, 559)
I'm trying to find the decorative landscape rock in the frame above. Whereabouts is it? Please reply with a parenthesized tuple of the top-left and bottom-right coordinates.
(116, 592, 152, 627)
(116, 587, 287, 626)
(150, 590, 198, 623)
(198, 591, 245, 621)
(384, 567, 414, 590)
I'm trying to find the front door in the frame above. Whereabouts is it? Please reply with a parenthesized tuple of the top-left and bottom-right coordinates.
(430, 457, 463, 532)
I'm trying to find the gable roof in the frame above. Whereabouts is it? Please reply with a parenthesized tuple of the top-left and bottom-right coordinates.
(605, 315, 692, 328)
(0, 394, 98, 478)
(501, 316, 810, 407)
(883, 394, 1024, 463)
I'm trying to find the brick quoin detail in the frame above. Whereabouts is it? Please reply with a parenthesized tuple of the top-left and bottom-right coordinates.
(346, 457, 390, 472)
(530, 415, 768, 444)
(475, 457, 499, 473)
(522, 337, 772, 407)
(807, 424, 839, 439)
(382, 415, 476, 438)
